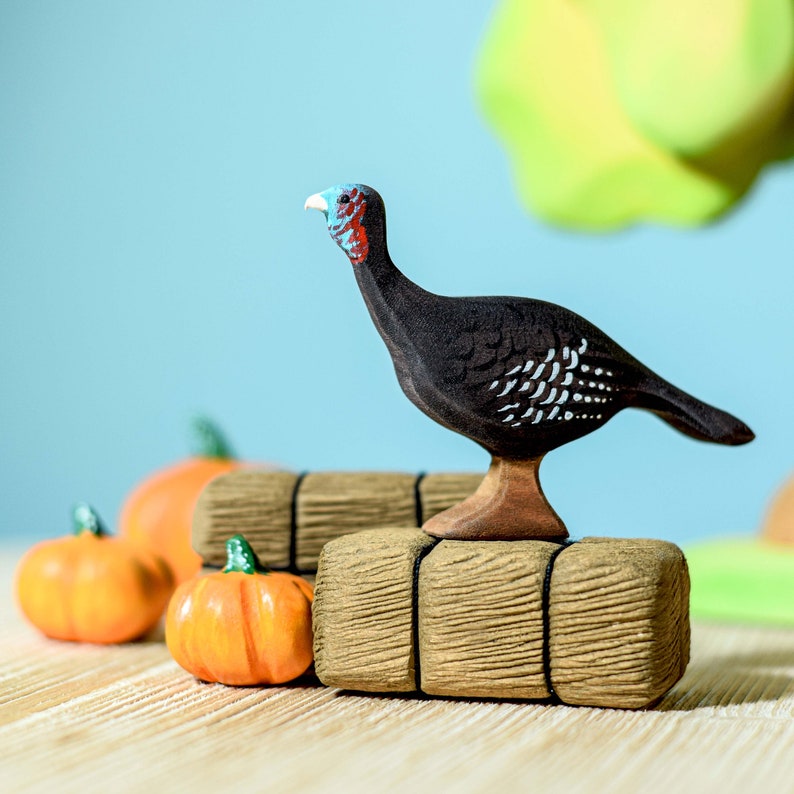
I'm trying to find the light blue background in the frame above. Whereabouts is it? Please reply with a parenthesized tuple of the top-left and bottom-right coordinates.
(2, 1, 792, 545)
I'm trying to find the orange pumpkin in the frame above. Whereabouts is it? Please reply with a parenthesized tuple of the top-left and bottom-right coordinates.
(119, 418, 247, 584)
(15, 504, 174, 644)
(166, 534, 314, 685)
(761, 470, 794, 545)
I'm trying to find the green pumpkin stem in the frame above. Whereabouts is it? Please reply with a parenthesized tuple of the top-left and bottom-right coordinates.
(72, 503, 109, 537)
(223, 534, 269, 575)
(191, 416, 235, 460)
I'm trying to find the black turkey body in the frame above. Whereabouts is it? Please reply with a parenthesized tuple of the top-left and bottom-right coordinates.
(307, 184, 753, 540)
(347, 190, 752, 458)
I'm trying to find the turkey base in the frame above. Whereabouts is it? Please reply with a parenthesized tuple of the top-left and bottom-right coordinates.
(422, 456, 568, 541)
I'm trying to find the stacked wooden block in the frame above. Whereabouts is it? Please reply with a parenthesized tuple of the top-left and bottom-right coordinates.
(193, 469, 482, 572)
(313, 529, 690, 708)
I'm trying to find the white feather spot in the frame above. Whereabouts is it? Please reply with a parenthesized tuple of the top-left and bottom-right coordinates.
(522, 360, 534, 373)
(519, 381, 531, 392)
(549, 362, 560, 381)
(512, 422, 522, 427)
(532, 410, 544, 424)
(498, 402, 520, 412)
(585, 396, 592, 403)
(544, 349, 556, 362)
(529, 381, 547, 399)
(502, 414, 515, 423)
(557, 389, 569, 404)
(564, 410, 573, 420)
(497, 379, 518, 397)
(566, 350, 579, 369)
(595, 368, 603, 376)
(581, 364, 590, 373)
(562, 346, 570, 360)
(579, 339, 588, 354)
(573, 393, 583, 402)
(530, 363, 546, 380)
(540, 387, 558, 405)
(562, 372, 573, 386)
(547, 405, 560, 420)
(521, 407, 534, 418)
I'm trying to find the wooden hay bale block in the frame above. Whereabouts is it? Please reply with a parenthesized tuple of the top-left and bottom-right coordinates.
(312, 529, 437, 692)
(313, 529, 690, 709)
(193, 470, 483, 572)
(419, 538, 553, 699)
(296, 472, 418, 570)
(193, 471, 298, 569)
(549, 538, 690, 707)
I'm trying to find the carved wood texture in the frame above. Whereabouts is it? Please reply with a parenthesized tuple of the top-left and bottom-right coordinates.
(313, 530, 690, 709)
(193, 470, 483, 571)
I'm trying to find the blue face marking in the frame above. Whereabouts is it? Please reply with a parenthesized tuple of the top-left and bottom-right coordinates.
(320, 184, 370, 264)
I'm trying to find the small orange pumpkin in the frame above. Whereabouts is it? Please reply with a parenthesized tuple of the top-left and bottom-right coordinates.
(15, 504, 174, 644)
(166, 534, 314, 685)
(119, 418, 248, 584)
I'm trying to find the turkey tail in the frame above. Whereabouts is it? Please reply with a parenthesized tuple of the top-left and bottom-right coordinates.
(640, 379, 755, 446)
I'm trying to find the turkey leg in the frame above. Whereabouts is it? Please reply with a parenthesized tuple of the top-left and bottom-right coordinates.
(422, 456, 568, 541)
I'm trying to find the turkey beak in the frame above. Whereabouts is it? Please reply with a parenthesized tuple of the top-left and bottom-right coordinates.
(304, 193, 328, 213)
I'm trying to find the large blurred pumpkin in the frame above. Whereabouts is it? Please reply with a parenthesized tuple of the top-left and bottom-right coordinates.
(119, 418, 249, 584)
(761, 470, 794, 545)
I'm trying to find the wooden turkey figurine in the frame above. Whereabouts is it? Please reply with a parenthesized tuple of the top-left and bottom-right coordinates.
(305, 184, 754, 541)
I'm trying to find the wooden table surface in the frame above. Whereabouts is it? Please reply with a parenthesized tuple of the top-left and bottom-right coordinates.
(2, 549, 793, 794)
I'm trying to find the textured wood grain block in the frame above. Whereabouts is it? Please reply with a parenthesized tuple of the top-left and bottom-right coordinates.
(193, 470, 483, 572)
(313, 529, 437, 692)
(295, 473, 417, 570)
(549, 538, 690, 708)
(419, 540, 556, 699)
(313, 530, 690, 708)
(193, 471, 299, 569)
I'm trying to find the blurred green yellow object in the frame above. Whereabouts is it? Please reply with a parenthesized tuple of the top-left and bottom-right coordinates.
(476, 0, 794, 229)
(686, 539, 794, 626)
